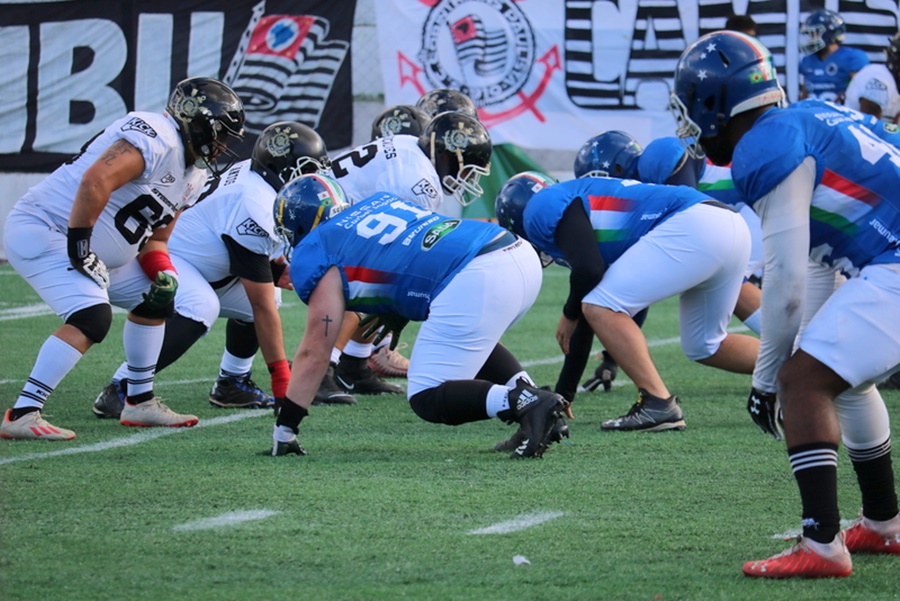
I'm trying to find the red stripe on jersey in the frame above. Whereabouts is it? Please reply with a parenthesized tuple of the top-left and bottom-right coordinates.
(587, 195, 632, 212)
(821, 169, 880, 206)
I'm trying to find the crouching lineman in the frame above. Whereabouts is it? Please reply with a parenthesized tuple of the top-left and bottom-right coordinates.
(269, 174, 568, 459)
(1, 77, 245, 440)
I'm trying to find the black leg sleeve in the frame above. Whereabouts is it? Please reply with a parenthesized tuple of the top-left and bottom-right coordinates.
(156, 314, 209, 373)
(475, 343, 523, 384)
(554, 317, 594, 402)
(409, 380, 495, 425)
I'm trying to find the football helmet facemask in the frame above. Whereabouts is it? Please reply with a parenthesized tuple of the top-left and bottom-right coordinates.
(371, 105, 429, 140)
(251, 121, 329, 191)
(415, 88, 479, 120)
(670, 31, 784, 164)
(573, 131, 642, 179)
(166, 77, 245, 177)
(800, 9, 846, 55)
(273, 174, 349, 252)
(419, 111, 492, 206)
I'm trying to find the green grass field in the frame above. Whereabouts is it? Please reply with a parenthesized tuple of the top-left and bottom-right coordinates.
(1, 263, 898, 601)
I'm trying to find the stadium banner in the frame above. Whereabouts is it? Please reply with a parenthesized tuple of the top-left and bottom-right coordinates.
(0, 0, 355, 172)
(375, 0, 898, 150)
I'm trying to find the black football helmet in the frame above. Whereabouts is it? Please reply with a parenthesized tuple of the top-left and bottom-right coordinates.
(273, 173, 349, 251)
(573, 131, 642, 179)
(166, 77, 245, 177)
(251, 121, 329, 191)
(371, 105, 429, 140)
(415, 88, 479, 120)
(886, 33, 900, 86)
(419, 111, 492, 206)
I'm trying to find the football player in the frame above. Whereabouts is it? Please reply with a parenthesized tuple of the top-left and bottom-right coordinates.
(269, 174, 567, 459)
(843, 32, 900, 123)
(798, 9, 869, 103)
(495, 172, 758, 436)
(324, 110, 492, 395)
(0, 77, 244, 440)
(91, 121, 355, 420)
(672, 30, 900, 578)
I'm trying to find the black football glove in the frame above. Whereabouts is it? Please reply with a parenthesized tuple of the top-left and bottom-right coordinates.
(747, 387, 783, 441)
(67, 226, 109, 289)
(359, 313, 409, 350)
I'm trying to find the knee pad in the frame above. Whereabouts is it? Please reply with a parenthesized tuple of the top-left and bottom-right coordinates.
(66, 304, 113, 343)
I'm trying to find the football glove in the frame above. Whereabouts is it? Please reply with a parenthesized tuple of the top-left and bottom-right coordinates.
(747, 387, 783, 441)
(132, 271, 178, 318)
(67, 226, 109, 289)
(359, 313, 409, 350)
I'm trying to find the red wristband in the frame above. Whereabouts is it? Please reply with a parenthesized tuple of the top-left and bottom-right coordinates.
(267, 359, 291, 399)
(139, 250, 176, 280)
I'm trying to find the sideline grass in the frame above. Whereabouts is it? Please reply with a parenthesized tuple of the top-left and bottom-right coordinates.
(1, 264, 898, 601)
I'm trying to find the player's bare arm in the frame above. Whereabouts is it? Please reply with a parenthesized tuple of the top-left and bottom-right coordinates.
(68, 139, 145, 228)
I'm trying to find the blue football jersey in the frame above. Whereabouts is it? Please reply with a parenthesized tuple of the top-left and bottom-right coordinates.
(289, 192, 503, 320)
(524, 177, 707, 266)
(789, 99, 900, 147)
(799, 46, 869, 102)
(732, 105, 900, 274)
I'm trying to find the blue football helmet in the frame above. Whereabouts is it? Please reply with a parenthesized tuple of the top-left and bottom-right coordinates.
(273, 173, 349, 251)
(573, 131, 642, 179)
(800, 9, 846, 55)
(670, 31, 785, 163)
(494, 171, 557, 241)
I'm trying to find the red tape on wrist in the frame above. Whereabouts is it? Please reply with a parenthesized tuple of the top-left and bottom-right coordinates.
(139, 250, 176, 280)
(267, 359, 291, 399)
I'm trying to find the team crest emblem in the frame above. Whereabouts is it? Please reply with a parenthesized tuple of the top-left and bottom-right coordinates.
(265, 125, 295, 158)
(401, 0, 560, 128)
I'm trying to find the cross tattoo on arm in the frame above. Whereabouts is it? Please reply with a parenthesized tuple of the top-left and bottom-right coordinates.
(322, 314, 333, 336)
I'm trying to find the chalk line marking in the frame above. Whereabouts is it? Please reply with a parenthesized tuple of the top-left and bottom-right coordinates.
(172, 510, 281, 532)
(467, 511, 566, 535)
(0, 411, 267, 466)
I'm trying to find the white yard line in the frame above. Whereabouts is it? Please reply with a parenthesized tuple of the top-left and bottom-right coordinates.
(467, 511, 566, 535)
(0, 412, 267, 466)
(172, 510, 281, 532)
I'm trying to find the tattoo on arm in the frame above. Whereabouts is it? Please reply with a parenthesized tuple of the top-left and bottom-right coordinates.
(322, 315, 333, 336)
(99, 139, 135, 166)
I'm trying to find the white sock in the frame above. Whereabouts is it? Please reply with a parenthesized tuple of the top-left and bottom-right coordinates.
(124, 321, 164, 400)
(505, 371, 533, 388)
(14, 336, 83, 410)
(273, 424, 296, 443)
(330, 347, 342, 364)
(343, 340, 373, 359)
(112, 362, 129, 383)
(373, 332, 392, 352)
(742, 308, 762, 335)
(219, 351, 254, 378)
(485, 384, 511, 418)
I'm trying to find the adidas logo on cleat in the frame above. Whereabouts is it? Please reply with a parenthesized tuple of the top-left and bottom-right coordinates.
(516, 389, 538, 411)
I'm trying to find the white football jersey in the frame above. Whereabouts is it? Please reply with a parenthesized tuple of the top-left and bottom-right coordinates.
(326, 134, 442, 210)
(168, 159, 281, 283)
(20, 111, 207, 269)
(844, 63, 900, 122)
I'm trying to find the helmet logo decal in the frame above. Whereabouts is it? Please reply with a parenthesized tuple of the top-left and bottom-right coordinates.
(173, 88, 206, 120)
(265, 125, 296, 158)
(443, 123, 473, 152)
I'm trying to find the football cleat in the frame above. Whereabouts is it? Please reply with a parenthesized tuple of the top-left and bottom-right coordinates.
(93, 380, 126, 419)
(367, 343, 410, 379)
(120, 398, 198, 428)
(209, 373, 274, 409)
(743, 535, 852, 579)
(842, 514, 900, 555)
(0, 409, 76, 441)
(601, 389, 685, 432)
(502, 381, 568, 459)
(272, 438, 308, 457)
(494, 415, 569, 452)
(313, 364, 357, 406)
(581, 350, 618, 392)
(335, 356, 404, 395)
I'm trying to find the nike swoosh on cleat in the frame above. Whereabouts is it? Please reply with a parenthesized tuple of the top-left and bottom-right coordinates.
(335, 377, 355, 391)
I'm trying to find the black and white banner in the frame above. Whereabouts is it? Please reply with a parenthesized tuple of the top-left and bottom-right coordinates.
(0, 0, 355, 172)
(375, 0, 898, 149)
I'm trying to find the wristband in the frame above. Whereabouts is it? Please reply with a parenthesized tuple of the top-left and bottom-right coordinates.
(268, 359, 291, 399)
(140, 250, 176, 280)
(67, 227, 93, 261)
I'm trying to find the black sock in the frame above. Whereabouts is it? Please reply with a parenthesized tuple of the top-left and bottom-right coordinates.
(789, 442, 840, 543)
(848, 438, 899, 522)
(9, 406, 40, 420)
(275, 398, 308, 434)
